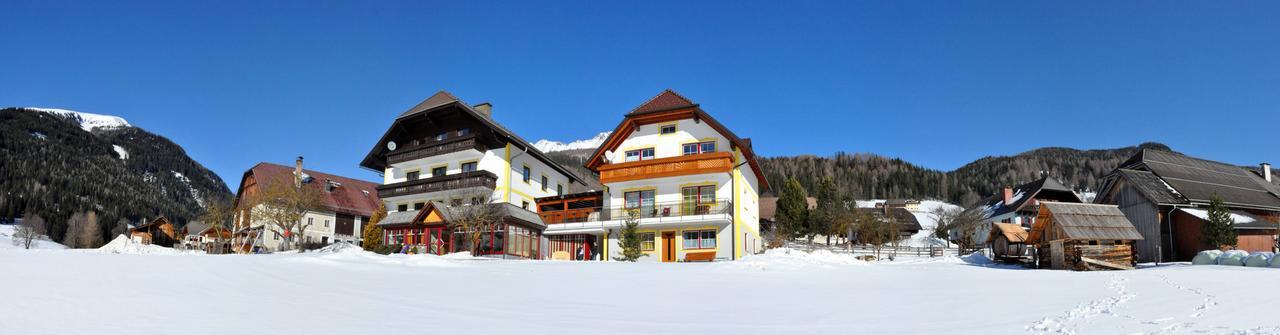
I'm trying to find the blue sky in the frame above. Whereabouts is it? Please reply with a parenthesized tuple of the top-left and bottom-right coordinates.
(3, 1, 1279, 191)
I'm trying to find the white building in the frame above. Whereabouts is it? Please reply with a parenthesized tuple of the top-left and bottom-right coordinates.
(232, 160, 380, 252)
(360, 91, 590, 257)
(538, 90, 769, 262)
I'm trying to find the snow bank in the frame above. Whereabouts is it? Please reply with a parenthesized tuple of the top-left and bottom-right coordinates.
(98, 235, 200, 255)
(1244, 252, 1272, 267)
(960, 251, 995, 265)
(1192, 250, 1223, 265)
(1217, 250, 1249, 266)
(314, 242, 363, 254)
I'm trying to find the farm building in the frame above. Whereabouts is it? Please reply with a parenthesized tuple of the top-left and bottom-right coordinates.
(129, 217, 181, 247)
(1095, 150, 1280, 262)
(961, 177, 1083, 245)
(988, 223, 1029, 262)
(1027, 202, 1144, 271)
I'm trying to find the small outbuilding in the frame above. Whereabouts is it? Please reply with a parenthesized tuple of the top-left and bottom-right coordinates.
(1027, 202, 1144, 271)
(988, 223, 1030, 262)
(129, 217, 181, 247)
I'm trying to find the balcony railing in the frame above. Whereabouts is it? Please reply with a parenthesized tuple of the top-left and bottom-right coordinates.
(387, 134, 484, 165)
(377, 170, 497, 198)
(540, 199, 732, 224)
(597, 152, 734, 184)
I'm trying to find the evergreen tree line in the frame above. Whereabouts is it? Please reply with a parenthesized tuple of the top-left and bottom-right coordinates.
(0, 108, 233, 247)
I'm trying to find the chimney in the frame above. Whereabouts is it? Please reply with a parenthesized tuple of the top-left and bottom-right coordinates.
(1002, 187, 1014, 206)
(295, 156, 304, 188)
(1263, 163, 1273, 182)
(473, 103, 492, 118)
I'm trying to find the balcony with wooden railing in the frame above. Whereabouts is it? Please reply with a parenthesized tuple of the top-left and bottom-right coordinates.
(539, 199, 733, 224)
(597, 152, 734, 184)
(386, 134, 486, 165)
(377, 170, 497, 198)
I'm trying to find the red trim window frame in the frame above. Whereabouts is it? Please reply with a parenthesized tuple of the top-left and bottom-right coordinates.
(682, 141, 716, 156)
(624, 148, 655, 162)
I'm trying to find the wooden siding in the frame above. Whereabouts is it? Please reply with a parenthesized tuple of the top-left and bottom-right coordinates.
(335, 213, 355, 236)
(597, 152, 733, 184)
(1106, 180, 1163, 263)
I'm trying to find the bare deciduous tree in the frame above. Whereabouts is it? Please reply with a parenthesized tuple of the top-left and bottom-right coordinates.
(443, 190, 505, 256)
(63, 211, 102, 248)
(199, 196, 237, 254)
(244, 177, 322, 252)
(933, 206, 986, 250)
(13, 213, 47, 249)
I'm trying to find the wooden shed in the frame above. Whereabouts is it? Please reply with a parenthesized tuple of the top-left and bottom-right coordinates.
(129, 217, 181, 247)
(1027, 203, 1144, 271)
(988, 223, 1029, 262)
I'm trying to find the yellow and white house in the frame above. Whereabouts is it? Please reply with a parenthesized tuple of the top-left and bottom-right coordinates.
(540, 90, 768, 262)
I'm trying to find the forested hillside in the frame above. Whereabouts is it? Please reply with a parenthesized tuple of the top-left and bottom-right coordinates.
(538, 136, 1170, 207)
(0, 108, 232, 247)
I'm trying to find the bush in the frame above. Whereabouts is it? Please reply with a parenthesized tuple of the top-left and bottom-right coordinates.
(373, 244, 402, 255)
(297, 242, 329, 252)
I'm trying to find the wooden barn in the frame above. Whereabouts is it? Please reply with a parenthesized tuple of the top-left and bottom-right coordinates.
(988, 223, 1030, 262)
(1027, 203, 1144, 271)
(129, 217, 181, 247)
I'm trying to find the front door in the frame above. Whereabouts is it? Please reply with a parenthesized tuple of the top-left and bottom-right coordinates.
(661, 232, 676, 262)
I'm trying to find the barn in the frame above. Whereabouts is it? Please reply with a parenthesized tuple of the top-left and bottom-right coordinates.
(1027, 202, 1144, 271)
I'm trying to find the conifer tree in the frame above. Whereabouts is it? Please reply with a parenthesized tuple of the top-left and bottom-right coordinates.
(775, 178, 809, 244)
(614, 210, 645, 261)
(1202, 194, 1237, 250)
(362, 202, 387, 251)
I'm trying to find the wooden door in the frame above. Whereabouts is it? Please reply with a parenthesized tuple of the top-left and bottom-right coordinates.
(1050, 240, 1064, 270)
(662, 232, 676, 262)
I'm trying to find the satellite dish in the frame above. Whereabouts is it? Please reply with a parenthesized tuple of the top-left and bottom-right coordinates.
(386, 141, 397, 151)
(604, 150, 615, 163)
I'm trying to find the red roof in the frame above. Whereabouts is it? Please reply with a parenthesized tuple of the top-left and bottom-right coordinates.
(243, 163, 382, 217)
(628, 89, 698, 115)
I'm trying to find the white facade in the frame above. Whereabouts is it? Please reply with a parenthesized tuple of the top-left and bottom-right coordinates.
(239, 207, 365, 252)
(381, 142, 573, 214)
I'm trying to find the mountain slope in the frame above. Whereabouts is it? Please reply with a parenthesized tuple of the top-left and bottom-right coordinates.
(0, 107, 232, 245)
(536, 133, 1168, 206)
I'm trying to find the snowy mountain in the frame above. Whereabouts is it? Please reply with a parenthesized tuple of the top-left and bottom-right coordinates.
(0, 107, 232, 246)
(23, 107, 131, 131)
(532, 131, 610, 153)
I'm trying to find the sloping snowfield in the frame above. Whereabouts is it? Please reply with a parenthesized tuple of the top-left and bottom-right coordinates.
(3, 247, 1279, 334)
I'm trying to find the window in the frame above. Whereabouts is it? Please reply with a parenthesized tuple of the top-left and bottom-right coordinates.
(461, 162, 477, 173)
(432, 166, 447, 177)
(435, 132, 448, 141)
(683, 230, 716, 249)
(307, 218, 313, 226)
(624, 190, 656, 217)
(522, 165, 531, 183)
(557, 184, 563, 196)
(640, 233, 656, 251)
(660, 124, 677, 135)
(522, 201, 530, 210)
(457, 128, 470, 136)
(471, 197, 485, 205)
(406, 170, 419, 181)
(682, 185, 716, 215)
(274, 232, 281, 240)
(624, 148, 655, 162)
(541, 175, 548, 191)
(683, 141, 716, 155)
(397, 204, 408, 212)
(324, 220, 329, 228)
(414, 202, 425, 210)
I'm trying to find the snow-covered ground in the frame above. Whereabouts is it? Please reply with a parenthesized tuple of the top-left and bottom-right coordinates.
(0, 224, 67, 250)
(855, 199, 961, 247)
(4, 247, 1278, 334)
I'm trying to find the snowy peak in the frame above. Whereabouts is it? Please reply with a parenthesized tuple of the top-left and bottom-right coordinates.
(533, 131, 610, 152)
(25, 107, 131, 131)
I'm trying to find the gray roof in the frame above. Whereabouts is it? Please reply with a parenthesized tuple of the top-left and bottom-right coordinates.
(1033, 202, 1144, 242)
(379, 210, 421, 226)
(854, 207, 922, 232)
(183, 221, 209, 236)
(1116, 149, 1280, 210)
(1115, 169, 1185, 205)
(975, 177, 1082, 219)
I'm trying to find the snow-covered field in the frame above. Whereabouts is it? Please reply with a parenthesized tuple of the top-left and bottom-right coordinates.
(0, 224, 67, 250)
(4, 246, 1279, 335)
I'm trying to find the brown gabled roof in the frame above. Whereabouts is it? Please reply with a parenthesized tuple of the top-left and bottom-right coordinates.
(628, 89, 698, 116)
(130, 217, 173, 232)
(587, 89, 771, 192)
(989, 223, 1029, 244)
(239, 162, 381, 217)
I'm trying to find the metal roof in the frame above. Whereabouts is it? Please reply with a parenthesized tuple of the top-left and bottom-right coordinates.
(1129, 149, 1280, 210)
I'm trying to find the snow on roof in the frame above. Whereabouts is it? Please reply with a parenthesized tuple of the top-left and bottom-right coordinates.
(25, 107, 131, 131)
(1179, 208, 1257, 224)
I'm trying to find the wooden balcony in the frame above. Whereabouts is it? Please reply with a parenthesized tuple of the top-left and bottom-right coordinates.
(597, 152, 733, 184)
(377, 170, 497, 198)
(386, 134, 485, 165)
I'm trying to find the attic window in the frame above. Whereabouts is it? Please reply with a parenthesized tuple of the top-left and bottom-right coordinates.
(660, 124, 677, 135)
(457, 128, 470, 136)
